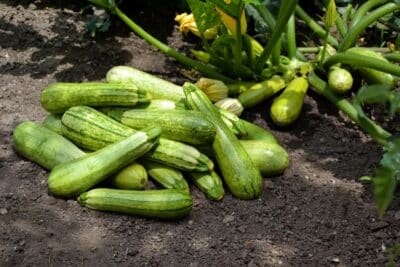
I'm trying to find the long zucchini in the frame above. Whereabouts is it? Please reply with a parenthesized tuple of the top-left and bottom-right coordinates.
(48, 126, 161, 197)
(184, 82, 263, 200)
(13, 122, 85, 170)
(121, 109, 216, 145)
(40, 82, 150, 114)
(78, 188, 192, 219)
(106, 66, 185, 102)
(141, 160, 189, 192)
(61, 106, 213, 172)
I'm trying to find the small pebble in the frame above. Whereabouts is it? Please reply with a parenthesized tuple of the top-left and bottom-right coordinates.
(223, 215, 234, 224)
(0, 208, 8, 215)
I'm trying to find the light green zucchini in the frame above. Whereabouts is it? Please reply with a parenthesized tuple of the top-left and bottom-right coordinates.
(48, 126, 161, 197)
(188, 171, 224, 201)
(108, 162, 148, 190)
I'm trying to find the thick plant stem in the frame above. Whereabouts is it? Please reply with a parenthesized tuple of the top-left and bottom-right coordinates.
(308, 72, 391, 146)
(339, 3, 400, 52)
(114, 7, 233, 82)
(350, 0, 388, 28)
(295, 5, 339, 48)
(323, 53, 400, 77)
(255, 0, 297, 73)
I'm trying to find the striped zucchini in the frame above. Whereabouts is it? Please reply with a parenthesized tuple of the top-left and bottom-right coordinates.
(184, 82, 263, 200)
(121, 109, 216, 145)
(15, 121, 149, 190)
(40, 82, 150, 114)
(108, 162, 148, 190)
(42, 114, 63, 135)
(106, 66, 185, 102)
(13, 122, 85, 170)
(78, 188, 192, 219)
(188, 171, 224, 201)
(61, 106, 213, 172)
(141, 160, 189, 192)
(48, 126, 161, 197)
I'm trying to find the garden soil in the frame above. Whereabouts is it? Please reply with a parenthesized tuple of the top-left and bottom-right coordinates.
(1, 1, 400, 266)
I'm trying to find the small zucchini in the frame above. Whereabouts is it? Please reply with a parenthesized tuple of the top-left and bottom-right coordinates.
(238, 76, 286, 108)
(78, 188, 192, 219)
(48, 126, 161, 197)
(40, 82, 149, 114)
(328, 66, 353, 94)
(188, 171, 224, 201)
(108, 162, 148, 190)
(141, 160, 190, 192)
(270, 77, 309, 126)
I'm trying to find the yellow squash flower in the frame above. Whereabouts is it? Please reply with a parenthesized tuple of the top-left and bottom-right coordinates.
(174, 13, 217, 39)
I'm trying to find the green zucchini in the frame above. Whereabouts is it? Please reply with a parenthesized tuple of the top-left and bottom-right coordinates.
(42, 114, 63, 135)
(347, 47, 397, 88)
(188, 171, 224, 201)
(240, 120, 278, 143)
(78, 188, 192, 219)
(40, 82, 150, 114)
(328, 66, 353, 94)
(108, 162, 147, 190)
(48, 126, 161, 197)
(184, 82, 263, 200)
(240, 140, 289, 176)
(13, 122, 86, 170)
(121, 109, 216, 145)
(238, 76, 286, 108)
(141, 160, 189, 192)
(106, 66, 185, 102)
(270, 77, 309, 126)
(61, 106, 214, 172)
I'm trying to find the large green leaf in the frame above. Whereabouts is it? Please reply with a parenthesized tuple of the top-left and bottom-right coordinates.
(186, 0, 221, 35)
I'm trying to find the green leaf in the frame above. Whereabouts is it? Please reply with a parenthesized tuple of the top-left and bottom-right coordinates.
(390, 92, 400, 115)
(88, 0, 116, 10)
(354, 84, 392, 105)
(374, 166, 397, 217)
(208, 0, 244, 18)
(186, 0, 221, 35)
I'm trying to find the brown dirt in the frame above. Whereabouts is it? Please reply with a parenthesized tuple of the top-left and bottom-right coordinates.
(1, 1, 400, 266)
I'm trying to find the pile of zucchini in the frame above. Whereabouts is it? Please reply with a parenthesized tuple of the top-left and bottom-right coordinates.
(12, 66, 289, 219)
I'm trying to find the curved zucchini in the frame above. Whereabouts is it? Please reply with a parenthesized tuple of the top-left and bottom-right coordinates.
(121, 109, 216, 145)
(61, 106, 213, 172)
(40, 82, 149, 114)
(109, 162, 148, 190)
(13, 122, 85, 170)
(141, 160, 189, 192)
(106, 66, 185, 102)
(48, 126, 161, 197)
(188, 171, 224, 201)
(78, 188, 192, 219)
(347, 47, 397, 88)
(270, 77, 309, 126)
(184, 82, 262, 200)
(42, 114, 63, 135)
(240, 140, 289, 176)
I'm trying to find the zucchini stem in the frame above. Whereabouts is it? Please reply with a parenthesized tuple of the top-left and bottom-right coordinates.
(308, 72, 391, 146)
(323, 53, 400, 77)
(286, 14, 297, 59)
(113, 7, 233, 82)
